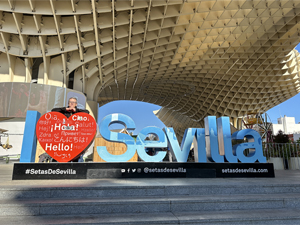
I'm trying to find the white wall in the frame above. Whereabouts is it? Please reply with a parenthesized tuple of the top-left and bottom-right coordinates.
(293, 134, 300, 142)
(0, 118, 25, 156)
(273, 116, 300, 135)
(272, 124, 284, 135)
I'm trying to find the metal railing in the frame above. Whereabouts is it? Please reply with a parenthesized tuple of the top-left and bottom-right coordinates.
(263, 143, 300, 170)
(0, 154, 20, 164)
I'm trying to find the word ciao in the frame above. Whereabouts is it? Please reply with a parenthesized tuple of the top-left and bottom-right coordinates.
(97, 114, 266, 163)
(44, 113, 89, 122)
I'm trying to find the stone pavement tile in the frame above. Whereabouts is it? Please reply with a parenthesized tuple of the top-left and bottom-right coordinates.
(173, 208, 300, 224)
(0, 212, 179, 225)
(1, 209, 300, 225)
(2, 192, 300, 217)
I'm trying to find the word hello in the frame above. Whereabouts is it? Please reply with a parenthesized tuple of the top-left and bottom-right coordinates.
(97, 114, 266, 163)
(45, 143, 73, 151)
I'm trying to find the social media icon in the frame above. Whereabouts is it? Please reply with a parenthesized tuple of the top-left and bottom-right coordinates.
(137, 168, 141, 173)
(121, 169, 125, 173)
(132, 169, 136, 173)
(127, 168, 130, 173)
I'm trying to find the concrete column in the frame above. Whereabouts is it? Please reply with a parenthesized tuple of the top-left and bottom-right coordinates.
(86, 100, 98, 122)
(25, 58, 32, 83)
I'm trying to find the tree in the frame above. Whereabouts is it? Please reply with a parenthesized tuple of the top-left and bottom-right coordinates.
(273, 130, 289, 143)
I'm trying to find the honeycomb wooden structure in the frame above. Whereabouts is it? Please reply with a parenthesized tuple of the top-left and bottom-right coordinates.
(1, 0, 300, 138)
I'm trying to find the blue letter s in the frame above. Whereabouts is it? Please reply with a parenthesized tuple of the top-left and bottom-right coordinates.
(97, 113, 137, 162)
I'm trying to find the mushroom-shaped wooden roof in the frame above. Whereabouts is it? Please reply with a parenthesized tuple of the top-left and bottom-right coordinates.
(0, 0, 300, 136)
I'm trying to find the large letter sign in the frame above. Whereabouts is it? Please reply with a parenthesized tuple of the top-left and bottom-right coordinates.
(98, 114, 168, 162)
(136, 127, 168, 162)
(36, 112, 97, 162)
(164, 127, 196, 162)
(217, 117, 237, 163)
(193, 128, 207, 163)
(205, 116, 224, 163)
(97, 114, 137, 162)
(232, 129, 266, 163)
(98, 113, 266, 163)
(19, 112, 267, 165)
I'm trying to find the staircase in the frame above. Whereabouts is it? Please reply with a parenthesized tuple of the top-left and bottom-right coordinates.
(1, 181, 300, 224)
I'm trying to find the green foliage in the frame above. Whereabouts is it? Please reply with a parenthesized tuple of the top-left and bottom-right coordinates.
(264, 143, 300, 159)
(273, 130, 289, 143)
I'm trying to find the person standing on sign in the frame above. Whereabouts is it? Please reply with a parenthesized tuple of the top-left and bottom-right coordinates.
(51, 97, 90, 162)
(51, 97, 89, 117)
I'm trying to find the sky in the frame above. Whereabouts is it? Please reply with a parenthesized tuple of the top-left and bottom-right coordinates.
(98, 100, 165, 135)
(266, 93, 300, 124)
(266, 43, 300, 124)
(98, 44, 300, 132)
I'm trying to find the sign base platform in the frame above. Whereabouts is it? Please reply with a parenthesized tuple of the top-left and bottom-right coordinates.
(12, 162, 275, 180)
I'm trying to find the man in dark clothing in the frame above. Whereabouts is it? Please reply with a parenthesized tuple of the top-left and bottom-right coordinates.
(51, 97, 89, 117)
(51, 97, 90, 162)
